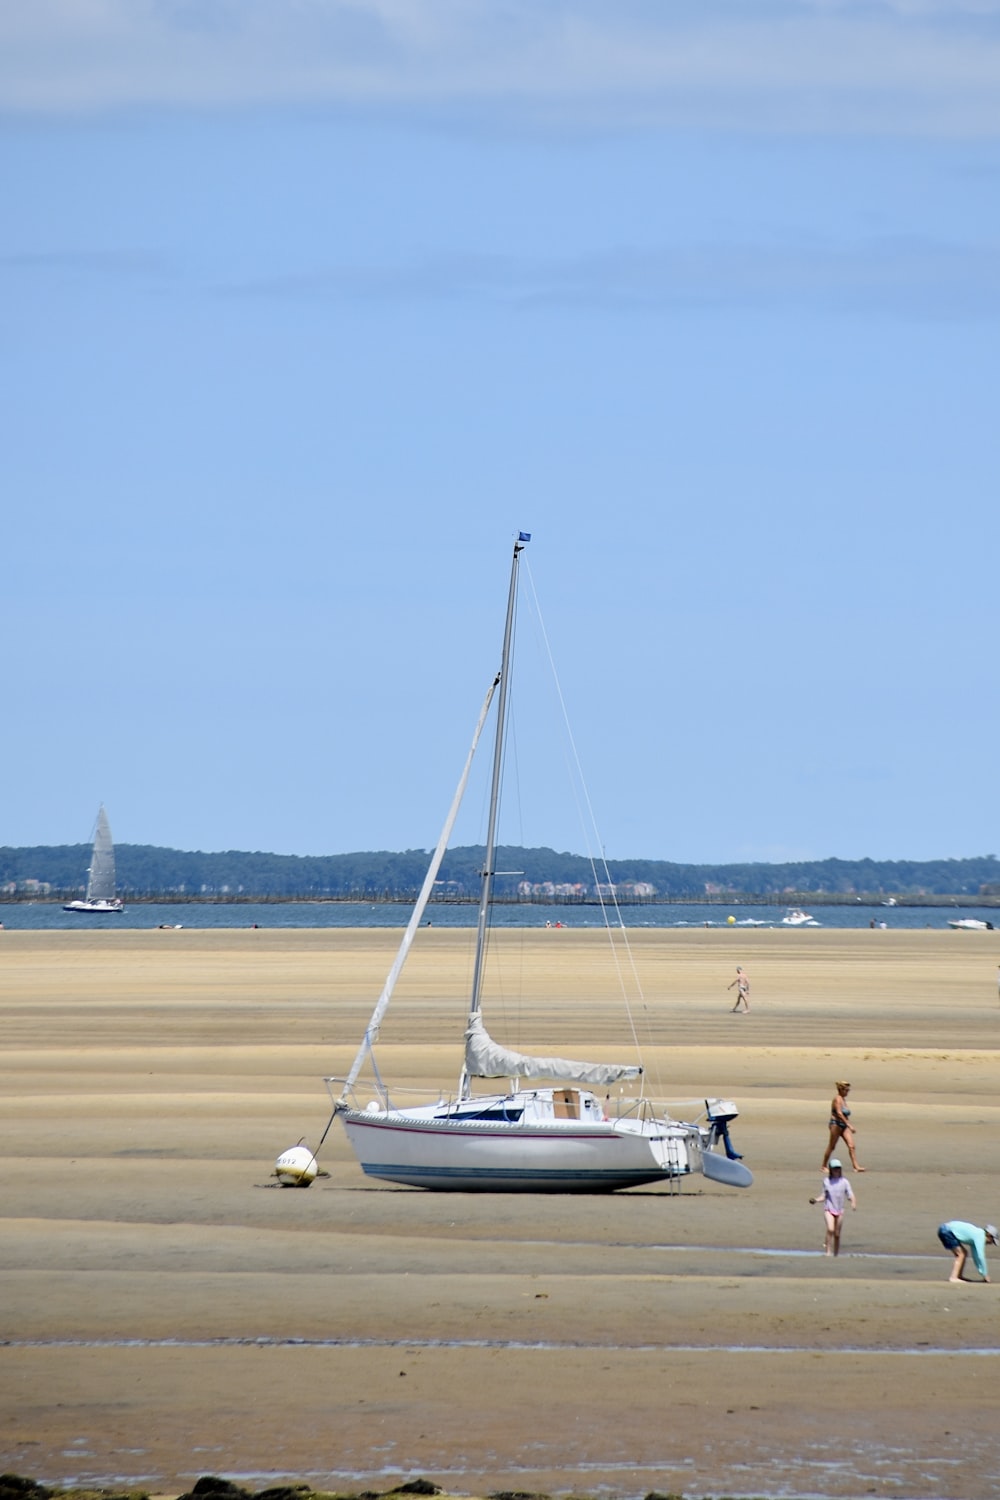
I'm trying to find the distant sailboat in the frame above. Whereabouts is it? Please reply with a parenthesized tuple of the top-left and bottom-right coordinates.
(63, 806, 125, 914)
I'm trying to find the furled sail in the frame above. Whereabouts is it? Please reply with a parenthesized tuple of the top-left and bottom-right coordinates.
(464, 1011, 641, 1087)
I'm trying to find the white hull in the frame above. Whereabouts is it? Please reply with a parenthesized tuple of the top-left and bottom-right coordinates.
(341, 1094, 702, 1192)
(63, 899, 124, 914)
(947, 918, 994, 931)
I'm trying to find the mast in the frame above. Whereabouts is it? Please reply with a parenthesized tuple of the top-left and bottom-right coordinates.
(463, 534, 527, 1082)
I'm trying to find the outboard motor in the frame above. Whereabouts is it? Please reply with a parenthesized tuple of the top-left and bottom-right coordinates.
(704, 1098, 742, 1161)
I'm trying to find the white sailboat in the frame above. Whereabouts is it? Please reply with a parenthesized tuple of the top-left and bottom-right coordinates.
(63, 806, 125, 914)
(278, 536, 750, 1193)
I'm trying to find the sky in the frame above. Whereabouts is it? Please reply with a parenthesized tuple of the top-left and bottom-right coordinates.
(3, 0, 999, 866)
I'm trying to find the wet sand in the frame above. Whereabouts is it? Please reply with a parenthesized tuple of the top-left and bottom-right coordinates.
(2, 925, 999, 1500)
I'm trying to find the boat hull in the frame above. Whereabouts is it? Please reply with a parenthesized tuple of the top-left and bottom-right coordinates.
(63, 900, 125, 913)
(340, 1108, 701, 1192)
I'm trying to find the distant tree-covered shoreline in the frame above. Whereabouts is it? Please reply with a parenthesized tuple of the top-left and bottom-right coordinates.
(2, 843, 998, 904)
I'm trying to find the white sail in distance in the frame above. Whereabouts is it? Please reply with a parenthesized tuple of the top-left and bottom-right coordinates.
(86, 807, 118, 903)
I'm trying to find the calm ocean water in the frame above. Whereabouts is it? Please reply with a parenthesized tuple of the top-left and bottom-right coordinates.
(2, 901, 997, 932)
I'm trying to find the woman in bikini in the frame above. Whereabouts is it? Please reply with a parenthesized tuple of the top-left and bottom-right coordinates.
(822, 1079, 864, 1172)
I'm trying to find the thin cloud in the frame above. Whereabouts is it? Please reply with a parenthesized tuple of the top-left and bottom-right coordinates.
(1, 249, 167, 276)
(3, 0, 1000, 136)
(221, 236, 1000, 320)
(9, 235, 1000, 322)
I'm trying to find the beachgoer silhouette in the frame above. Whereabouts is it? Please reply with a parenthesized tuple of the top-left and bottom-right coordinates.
(810, 1159, 857, 1256)
(727, 966, 750, 1012)
(822, 1080, 864, 1172)
(937, 1220, 996, 1283)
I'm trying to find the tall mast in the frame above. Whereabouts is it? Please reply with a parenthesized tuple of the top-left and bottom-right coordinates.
(466, 535, 526, 1042)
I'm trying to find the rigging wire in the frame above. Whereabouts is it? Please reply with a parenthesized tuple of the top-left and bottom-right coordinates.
(520, 554, 658, 1086)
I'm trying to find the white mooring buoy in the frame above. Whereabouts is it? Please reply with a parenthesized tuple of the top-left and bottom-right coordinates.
(274, 1143, 319, 1186)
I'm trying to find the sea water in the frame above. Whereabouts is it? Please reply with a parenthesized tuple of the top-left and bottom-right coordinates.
(1, 900, 995, 931)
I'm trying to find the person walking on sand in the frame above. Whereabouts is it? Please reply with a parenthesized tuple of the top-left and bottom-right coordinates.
(810, 1158, 857, 1256)
(727, 965, 750, 1012)
(937, 1220, 997, 1283)
(822, 1079, 865, 1172)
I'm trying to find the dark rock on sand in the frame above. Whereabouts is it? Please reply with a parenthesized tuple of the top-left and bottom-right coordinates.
(0, 1480, 53, 1500)
(256, 1488, 317, 1500)
(0, 1480, 151, 1500)
(0, 1481, 153, 1500)
(488, 1492, 552, 1500)
(187, 1483, 250, 1500)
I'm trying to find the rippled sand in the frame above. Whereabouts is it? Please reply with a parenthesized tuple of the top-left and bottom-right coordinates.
(2, 924, 999, 1500)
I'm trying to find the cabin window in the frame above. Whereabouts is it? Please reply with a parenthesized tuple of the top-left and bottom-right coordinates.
(436, 1105, 525, 1123)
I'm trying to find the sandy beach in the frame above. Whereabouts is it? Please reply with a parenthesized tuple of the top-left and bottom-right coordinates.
(2, 924, 999, 1500)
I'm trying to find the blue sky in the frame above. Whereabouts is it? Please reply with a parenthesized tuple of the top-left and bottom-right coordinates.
(3, 1, 999, 865)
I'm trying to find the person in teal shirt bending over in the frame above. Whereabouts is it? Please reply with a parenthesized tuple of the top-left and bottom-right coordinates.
(937, 1220, 997, 1283)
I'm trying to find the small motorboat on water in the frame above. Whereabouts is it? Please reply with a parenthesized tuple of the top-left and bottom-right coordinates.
(781, 908, 816, 926)
(947, 918, 995, 931)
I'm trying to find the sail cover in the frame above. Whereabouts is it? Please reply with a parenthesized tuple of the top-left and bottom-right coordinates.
(464, 1011, 641, 1087)
(87, 807, 117, 902)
